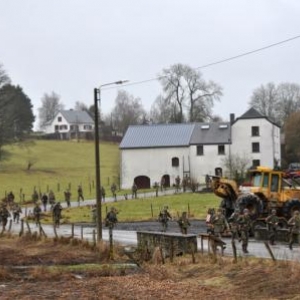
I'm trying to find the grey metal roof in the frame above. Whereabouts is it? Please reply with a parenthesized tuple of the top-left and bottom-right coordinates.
(119, 123, 195, 149)
(60, 110, 94, 124)
(189, 122, 231, 145)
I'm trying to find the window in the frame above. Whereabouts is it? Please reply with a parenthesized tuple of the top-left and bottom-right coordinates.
(172, 157, 179, 167)
(252, 126, 259, 136)
(55, 125, 59, 131)
(218, 145, 225, 155)
(251, 172, 262, 187)
(219, 124, 228, 129)
(262, 173, 269, 188)
(252, 142, 260, 153)
(58, 116, 62, 122)
(271, 174, 279, 192)
(84, 125, 92, 130)
(59, 125, 68, 130)
(201, 125, 209, 130)
(252, 160, 260, 167)
(196, 145, 203, 156)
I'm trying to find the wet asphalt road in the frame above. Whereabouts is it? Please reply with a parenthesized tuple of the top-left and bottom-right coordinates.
(115, 220, 206, 234)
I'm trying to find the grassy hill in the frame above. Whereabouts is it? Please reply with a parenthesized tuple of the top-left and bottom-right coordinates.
(0, 140, 120, 202)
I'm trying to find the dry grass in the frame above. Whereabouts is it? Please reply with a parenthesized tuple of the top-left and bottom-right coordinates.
(0, 235, 300, 299)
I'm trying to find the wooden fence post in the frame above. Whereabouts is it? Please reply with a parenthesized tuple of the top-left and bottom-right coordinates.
(92, 229, 96, 246)
(39, 223, 47, 238)
(19, 220, 24, 236)
(25, 221, 31, 235)
(232, 240, 237, 263)
(53, 224, 58, 238)
(8, 219, 12, 232)
(71, 223, 74, 238)
(264, 241, 276, 262)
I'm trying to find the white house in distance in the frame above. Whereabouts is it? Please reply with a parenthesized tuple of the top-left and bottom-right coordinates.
(119, 107, 281, 189)
(43, 110, 94, 140)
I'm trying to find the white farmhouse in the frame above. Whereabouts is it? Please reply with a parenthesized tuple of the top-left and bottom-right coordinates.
(43, 110, 94, 140)
(119, 108, 281, 189)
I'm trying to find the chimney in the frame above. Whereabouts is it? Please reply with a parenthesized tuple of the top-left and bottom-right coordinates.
(230, 113, 235, 125)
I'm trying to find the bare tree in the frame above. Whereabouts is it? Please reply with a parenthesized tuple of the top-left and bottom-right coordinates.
(222, 153, 250, 182)
(249, 82, 300, 126)
(284, 111, 300, 165)
(38, 92, 64, 129)
(0, 63, 11, 88)
(276, 83, 300, 125)
(111, 90, 146, 134)
(74, 101, 89, 112)
(158, 63, 222, 123)
(150, 95, 175, 123)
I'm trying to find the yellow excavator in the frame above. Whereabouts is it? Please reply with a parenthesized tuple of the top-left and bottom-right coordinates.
(209, 166, 300, 227)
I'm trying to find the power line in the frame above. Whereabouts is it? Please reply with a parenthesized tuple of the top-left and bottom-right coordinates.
(103, 34, 300, 90)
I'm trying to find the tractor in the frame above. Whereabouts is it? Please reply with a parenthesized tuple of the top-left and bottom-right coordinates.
(209, 166, 300, 228)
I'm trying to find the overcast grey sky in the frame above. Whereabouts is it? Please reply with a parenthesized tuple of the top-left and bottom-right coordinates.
(1, 0, 300, 128)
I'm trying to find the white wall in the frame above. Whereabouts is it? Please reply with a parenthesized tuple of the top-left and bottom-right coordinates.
(44, 112, 68, 134)
(120, 147, 190, 189)
(189, 144, 230, 184)
(120, 118, 281, 189)
(231, 118, 281, 168)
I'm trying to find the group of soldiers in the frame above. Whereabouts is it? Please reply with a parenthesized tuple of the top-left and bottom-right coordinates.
(206, 207, 300, 253)
(158, 206, 191, 234)
(157, 204, 300, 254)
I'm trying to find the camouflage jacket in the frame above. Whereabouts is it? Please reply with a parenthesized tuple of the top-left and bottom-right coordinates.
(266, 215, 279, 230)
(237, 214, 252, 231)
(288, 216, 300, 233)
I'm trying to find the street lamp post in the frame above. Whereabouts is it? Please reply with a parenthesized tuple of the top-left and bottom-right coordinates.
(94, 80, 128, 242)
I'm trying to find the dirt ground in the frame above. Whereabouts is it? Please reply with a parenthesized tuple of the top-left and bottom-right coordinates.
(1, 234, 300, 300)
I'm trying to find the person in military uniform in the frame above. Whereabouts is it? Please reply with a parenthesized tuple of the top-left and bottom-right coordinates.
(266, 209, 279, 245)
(205, 208, 215, 234)
(160, 177, 166, 192)
(7, 191, 15, 206)
(91, 205, 97, 223)
(175, 176, 181, 193)
(228, 208, 241, 242)
(158, 206, 172, 232)
(211, 208, 229, 237)
(131, 182, 138, 199)
(177, 211, 190, 234)
(33, 203, 42, 226)
(64, 189, 71, 207)
(48, 190, 56, 208)
(110, 183, 117, 201)
(12, 203, 22, 223)
(101, 186, 106, 202)
(52, 202, 63, 228)
(77, 185, 84, 202)
(237, 208, 252, 253)
(154, 182, 159, 197)
(105, 207, 118, 229)
(288, 210, 300, 250)
(41, 193, 48, 212)
(0, 204, 10, 232)
(32, 189, 39, 203)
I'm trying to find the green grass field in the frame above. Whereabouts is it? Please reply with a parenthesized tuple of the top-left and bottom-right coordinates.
(1, 140, 221, 222)
(0, 140, 120, 202)
(57, 192, 220, 223)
